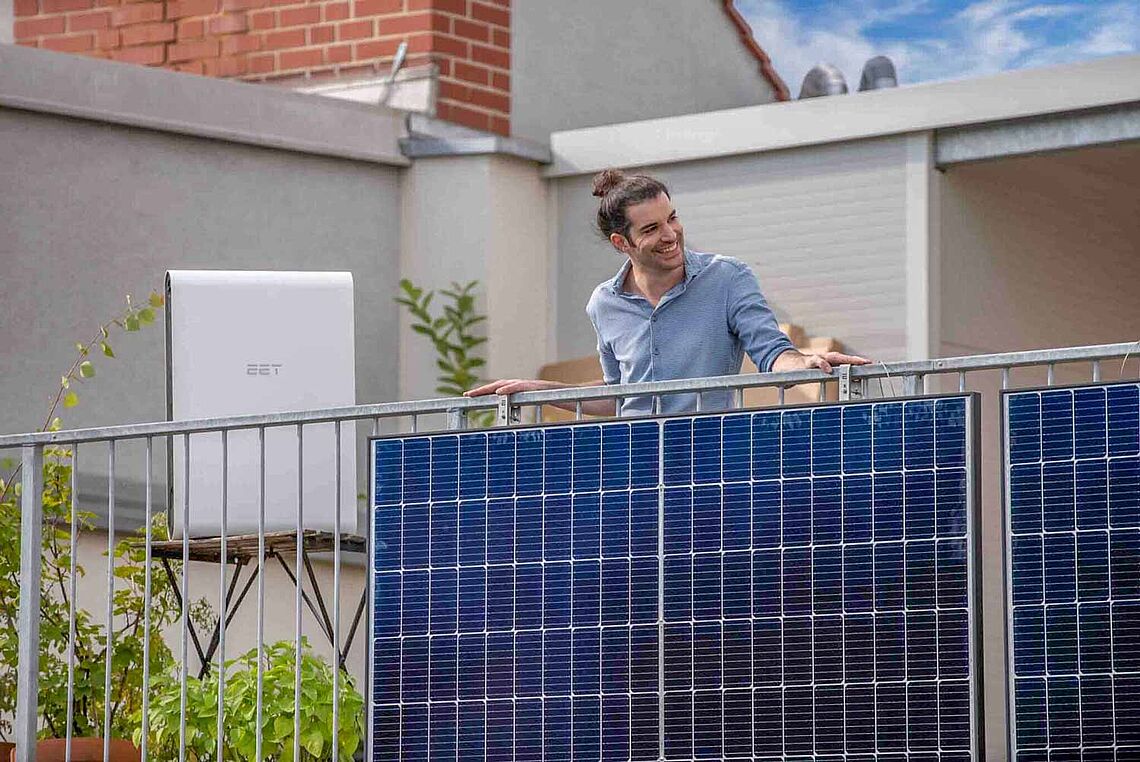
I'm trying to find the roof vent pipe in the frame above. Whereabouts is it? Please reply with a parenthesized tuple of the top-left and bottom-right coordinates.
(858, 56, 898, 91)
(798, 63, 848, 99)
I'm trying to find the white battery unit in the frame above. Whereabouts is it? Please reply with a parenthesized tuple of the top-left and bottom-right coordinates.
(166, 270, 357, 538)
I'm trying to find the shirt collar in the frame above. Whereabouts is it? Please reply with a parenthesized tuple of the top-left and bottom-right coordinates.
(607, 249, 706, 295)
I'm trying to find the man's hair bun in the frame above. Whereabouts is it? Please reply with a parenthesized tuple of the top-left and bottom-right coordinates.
(591, 168, 627, 198)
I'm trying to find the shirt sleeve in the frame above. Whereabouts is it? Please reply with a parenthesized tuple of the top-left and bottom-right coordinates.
(727, 262, 797, 372)
(587, 305, 621, 385)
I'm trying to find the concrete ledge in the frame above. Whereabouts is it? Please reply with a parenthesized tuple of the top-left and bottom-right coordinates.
(400, 134, 552, 163)
(0, 45, 409, 166)
(935, 102, 1140, 165)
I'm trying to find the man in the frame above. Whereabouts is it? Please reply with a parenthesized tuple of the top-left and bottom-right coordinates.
(466, 169, 869, 415)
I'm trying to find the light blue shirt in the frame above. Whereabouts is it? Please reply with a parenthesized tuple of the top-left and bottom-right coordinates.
(586, 250, 796, 415)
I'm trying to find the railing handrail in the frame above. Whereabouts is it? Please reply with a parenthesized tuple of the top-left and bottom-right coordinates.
(1, 340, 1137, 447)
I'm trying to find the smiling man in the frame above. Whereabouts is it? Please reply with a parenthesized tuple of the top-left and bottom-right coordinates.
(467, 168, 868, 415)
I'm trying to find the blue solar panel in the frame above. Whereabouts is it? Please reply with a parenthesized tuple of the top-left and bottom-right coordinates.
(1005, 383, 1140, 761)
(373, 396, 980, 761)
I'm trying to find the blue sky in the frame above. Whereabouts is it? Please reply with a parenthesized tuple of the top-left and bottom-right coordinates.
(737, 0, 1139, 91)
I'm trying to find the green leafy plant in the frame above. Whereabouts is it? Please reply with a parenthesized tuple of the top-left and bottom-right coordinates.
(0, 290, 188, 742)
(137, 638, 364, 761)
(396, 279, 493, 425)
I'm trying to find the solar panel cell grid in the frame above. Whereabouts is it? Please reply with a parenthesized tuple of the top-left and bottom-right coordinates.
(1006, 383, 1140, 761)
(374, 397, 977, 761)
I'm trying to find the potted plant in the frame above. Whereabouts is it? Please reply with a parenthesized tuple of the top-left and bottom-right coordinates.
(137, 638, 364, 761)
(0, 292, 184, 759)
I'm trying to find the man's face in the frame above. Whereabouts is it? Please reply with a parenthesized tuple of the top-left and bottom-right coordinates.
(611, 192, 685, 274)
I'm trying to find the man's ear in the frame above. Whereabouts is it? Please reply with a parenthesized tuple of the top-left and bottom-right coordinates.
(609, 232, 631, 254)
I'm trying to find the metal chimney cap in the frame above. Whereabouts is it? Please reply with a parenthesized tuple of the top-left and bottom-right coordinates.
(859, 55, 898, 91)
(798, 63, 848, 99)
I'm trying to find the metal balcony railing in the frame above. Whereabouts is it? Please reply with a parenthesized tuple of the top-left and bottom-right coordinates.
(0, 340, 1137, 761)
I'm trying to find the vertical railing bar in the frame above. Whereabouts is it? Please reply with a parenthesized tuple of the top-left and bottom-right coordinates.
(919, 374, 927, 395)
(103, 441, 116, 762)
(372, 417, 380, 437)
(217, 431, 229, 762)
(1001, 367, 1011, 390)
(733, 387, 743, 410)
(958, 372, 967, 392)
(1092, 360, 1102, 382)
(365, 421, 375, 762)
(777, 387, 785, 406)
(535, 405, 544, 424)
(65, 444, 79, 762)
(652, 395, 661, 416)
(178, 435, 190, 762)
(294, 424, 304, 762)
(575, 401, 583, 421)
(695, 392, 702, 413)
(1047, 363, 1056, 386)
(141, 439, 153, 762)
(332, 421, 343, 761)
(817, 382, 826, 402)
(15, 444, 44, 762)
(615, 397, 624, 418)
(410, 414, 418, 434)
(256, 427, 266, 762)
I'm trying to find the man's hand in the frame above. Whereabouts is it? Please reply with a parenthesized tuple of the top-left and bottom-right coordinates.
(464, 378, 616, 416)
(773, 350, 872, 374)
(463, 379, 572, 397)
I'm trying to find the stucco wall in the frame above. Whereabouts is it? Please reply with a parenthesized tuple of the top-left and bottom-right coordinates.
(0, 50, 405, 524)
(510, 0, 778, 145)
(552, 136, 916, 365)
(398, 153, 550, 406)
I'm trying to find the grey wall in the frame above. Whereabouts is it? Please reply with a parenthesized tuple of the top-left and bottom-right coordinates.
(0, 108, 402, 435)
(0, 7, 12, 45)
(511, 0, 779, 144)
(0, 50, 406, 524)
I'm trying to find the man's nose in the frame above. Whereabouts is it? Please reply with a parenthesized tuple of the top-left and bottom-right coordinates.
(660, 226, 677, 242)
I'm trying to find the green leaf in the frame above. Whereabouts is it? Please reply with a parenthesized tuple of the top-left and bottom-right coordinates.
(48, 417, 62, 432)
(63, 391, 79, 408)
(79, 361, 95, 378)
(124, 314, 140, 332)
(149, 291, 164, 308)
(138, 307, 155, 325)
(100, 341, 114, 358)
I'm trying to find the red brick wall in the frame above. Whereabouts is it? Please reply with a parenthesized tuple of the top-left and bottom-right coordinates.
(13, 0, 512, 135)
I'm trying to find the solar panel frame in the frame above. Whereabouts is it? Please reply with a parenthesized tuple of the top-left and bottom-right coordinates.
(1002, 381, 1140, 761)
(371, 392, 984, 761)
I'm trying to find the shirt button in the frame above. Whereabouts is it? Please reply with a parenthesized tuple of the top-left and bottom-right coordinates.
(651, 315, 658, 322)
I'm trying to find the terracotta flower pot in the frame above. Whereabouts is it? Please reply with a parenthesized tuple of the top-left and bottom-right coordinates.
(9, 738, 140, 761)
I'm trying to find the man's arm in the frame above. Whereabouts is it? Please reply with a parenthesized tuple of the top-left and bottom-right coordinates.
(728, 263, 870, 373)
(463, 379, 617, 416)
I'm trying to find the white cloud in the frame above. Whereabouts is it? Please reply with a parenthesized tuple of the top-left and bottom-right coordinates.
(736, 0, 1139, 93)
